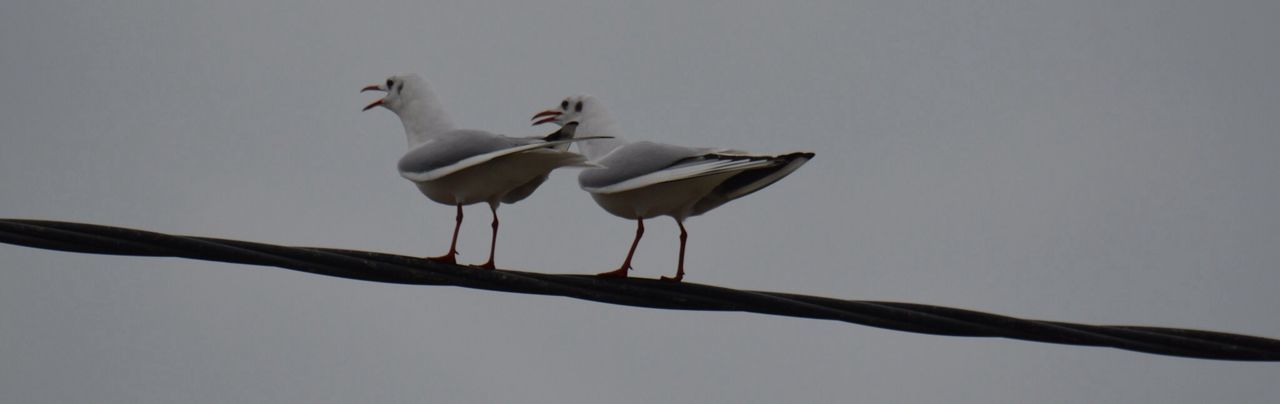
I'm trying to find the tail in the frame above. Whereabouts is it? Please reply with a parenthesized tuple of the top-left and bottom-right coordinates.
(539, 122, 605, 167)
(690, 151, 815, 216)
(541, 122, 578, 151)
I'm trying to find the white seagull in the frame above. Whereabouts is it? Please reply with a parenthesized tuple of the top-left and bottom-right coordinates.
(532, 95, 814, 282)
(362, 75, 604, 268)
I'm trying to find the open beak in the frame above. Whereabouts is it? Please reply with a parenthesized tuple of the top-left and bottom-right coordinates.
(531, 109, 561, 126)
(361, 84, 386, 111)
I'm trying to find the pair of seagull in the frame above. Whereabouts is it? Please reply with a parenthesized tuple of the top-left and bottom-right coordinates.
(362, 74, 813, 282)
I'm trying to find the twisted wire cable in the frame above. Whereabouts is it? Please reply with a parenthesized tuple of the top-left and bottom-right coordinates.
(2, 218, 1277, 362)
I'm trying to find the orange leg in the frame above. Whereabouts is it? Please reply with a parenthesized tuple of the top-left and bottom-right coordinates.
(475, 204, 499, 269)
(661, 220, 687, 282)
(428, 204, 462, 264)
(598, 218, 643, 278)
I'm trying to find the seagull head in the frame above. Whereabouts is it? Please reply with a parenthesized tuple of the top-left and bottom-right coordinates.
(531, 94, 596, 126)
(361, 74, 423, 113)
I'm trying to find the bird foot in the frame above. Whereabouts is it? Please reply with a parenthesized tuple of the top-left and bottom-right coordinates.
(471, 261, 496, 270)
(428, 252, 458, 265)
(596, 267, 629, 278)
(660, 274, 684, 283)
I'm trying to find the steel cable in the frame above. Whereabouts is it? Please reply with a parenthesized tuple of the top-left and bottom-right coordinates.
(2, 218, 1277, 361)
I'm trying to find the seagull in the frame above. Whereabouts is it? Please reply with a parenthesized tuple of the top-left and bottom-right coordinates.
(532, 95, 814, 282)
(362, 75, 604, 269)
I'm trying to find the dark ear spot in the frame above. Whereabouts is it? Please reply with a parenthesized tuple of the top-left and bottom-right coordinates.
(561, 100, 569, 110)
(396, 82, 403, 92)
(575, 101, 584, 112)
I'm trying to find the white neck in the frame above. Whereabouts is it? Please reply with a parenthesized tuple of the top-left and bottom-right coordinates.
(576, 107, 628, 160)
(395, 81, 457, 148)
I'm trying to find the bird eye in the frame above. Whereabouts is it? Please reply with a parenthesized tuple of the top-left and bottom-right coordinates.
(561, 100, 569, 110)
(575, 101, 583, 112)
(386, 79, 394, 88)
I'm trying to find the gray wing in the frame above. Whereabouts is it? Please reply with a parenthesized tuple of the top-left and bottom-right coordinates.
(398, 125, 599, 183)
(396, 129, 518, 175)
(577, 141, 714, 190)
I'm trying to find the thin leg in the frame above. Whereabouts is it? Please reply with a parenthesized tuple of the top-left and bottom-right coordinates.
(476, 203, 499, 269)
(661, 220, 687, 282)
(428, 204, 462, 264)
(598, 218, 643, 278)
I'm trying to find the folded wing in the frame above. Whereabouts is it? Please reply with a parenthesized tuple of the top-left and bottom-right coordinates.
(583, 153, 780, 194)
(399, 124, 608, 182)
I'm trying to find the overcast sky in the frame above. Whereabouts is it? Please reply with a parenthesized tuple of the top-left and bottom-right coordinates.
(2, 1, 1278, 403)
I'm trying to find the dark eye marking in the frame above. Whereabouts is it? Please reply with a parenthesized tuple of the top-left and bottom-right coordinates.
(575, 101, 583, 112)
(386, 79, 394, 88)
(561, 100, 569, 110)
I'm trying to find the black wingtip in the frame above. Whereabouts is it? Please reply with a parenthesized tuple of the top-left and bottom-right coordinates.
(543, 121, 579, 142)
(786, 151, 816, 160)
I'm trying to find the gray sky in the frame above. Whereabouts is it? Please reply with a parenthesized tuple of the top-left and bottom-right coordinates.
(2, 1, 1279, 402)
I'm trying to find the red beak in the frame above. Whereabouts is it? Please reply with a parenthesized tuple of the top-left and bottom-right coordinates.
(531, 109, 561, 126)
(361, 83, 386, 111)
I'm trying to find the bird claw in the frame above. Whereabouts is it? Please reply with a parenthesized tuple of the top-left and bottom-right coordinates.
(596, 267, 630, 278)
(428, 251, 459, 264)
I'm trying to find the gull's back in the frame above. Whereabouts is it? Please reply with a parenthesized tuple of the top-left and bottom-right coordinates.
(578, 141, 711, 191)
(397, 129, 520, 176)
